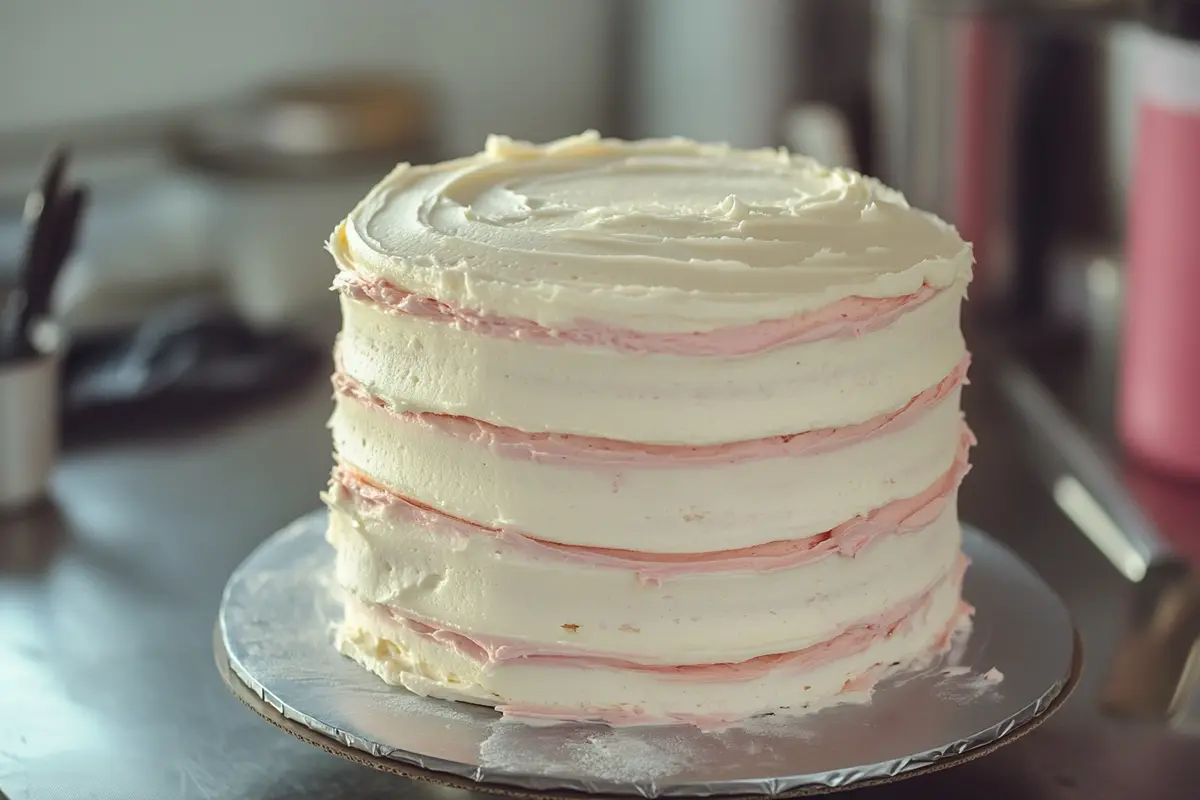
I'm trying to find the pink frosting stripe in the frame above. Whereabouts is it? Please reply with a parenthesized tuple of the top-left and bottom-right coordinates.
(329, 426, 972, 583)
(333, 266, 945, 357)
(333, 355, 970, 468)
(495, 598, 976, 728)
(360, 554, 967, 680)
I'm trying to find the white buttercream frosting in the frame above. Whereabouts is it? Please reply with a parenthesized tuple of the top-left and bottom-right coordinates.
(332, 130, 972, 333)
(325, 133, 976, 725)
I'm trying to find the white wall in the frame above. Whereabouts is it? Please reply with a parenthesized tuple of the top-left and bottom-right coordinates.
(0, 0, 615, 156)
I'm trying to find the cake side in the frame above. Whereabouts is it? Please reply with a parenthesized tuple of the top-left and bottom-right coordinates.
(324, 131, 974, 726)
(326, 480, 967, 664)
(332, 281, 967, 443)
(335, 558, 966, 726)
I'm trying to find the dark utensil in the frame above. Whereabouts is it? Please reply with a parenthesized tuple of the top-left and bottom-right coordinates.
(1, 148, 86, 362)
(3, 150, 69, 349)
(23, 186, 87, 334)
(23, 147, 69, 229)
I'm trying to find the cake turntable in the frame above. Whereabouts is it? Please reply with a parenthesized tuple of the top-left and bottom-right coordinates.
(215, 512, 1079, 797)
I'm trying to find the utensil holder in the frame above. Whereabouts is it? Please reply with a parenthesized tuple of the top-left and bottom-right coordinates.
(0, 353, 59, 511)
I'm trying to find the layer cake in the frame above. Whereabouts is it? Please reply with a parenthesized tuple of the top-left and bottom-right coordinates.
(323, 132, 974, 726)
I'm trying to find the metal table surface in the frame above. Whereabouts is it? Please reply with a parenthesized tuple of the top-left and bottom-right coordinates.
(2, 342, 1199, 800)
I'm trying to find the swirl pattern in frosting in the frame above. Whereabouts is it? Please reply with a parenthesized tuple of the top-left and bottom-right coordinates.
(331, 130, 972, 333)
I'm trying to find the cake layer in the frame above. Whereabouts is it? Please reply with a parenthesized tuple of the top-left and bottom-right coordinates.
(334, 560, 967, 726)
(326, 486, 963, 664)
(336, 355, 967, 470)
(334, 266, 949, 357)
(329, 371, 967, 552)
(333, 131, 972, 335)
(334, 276, 967, 443)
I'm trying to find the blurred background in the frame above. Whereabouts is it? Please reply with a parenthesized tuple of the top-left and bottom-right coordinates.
(3, 1, 1200, 798)
(0, 0, 1141, 341)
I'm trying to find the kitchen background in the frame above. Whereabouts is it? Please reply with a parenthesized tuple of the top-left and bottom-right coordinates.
(0, 0, 1148, 332)
(0, 0, 1145, 333)
(3, 1, 1200, 798)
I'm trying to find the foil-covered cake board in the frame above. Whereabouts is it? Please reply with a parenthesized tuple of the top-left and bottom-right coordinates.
(215, 512, 1080, 797)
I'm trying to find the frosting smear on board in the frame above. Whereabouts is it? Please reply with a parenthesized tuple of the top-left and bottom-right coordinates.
(324, 132, 976, 726)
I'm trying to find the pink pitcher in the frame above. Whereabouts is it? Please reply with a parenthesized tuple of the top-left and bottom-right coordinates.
(1119, 2, 1200, 478)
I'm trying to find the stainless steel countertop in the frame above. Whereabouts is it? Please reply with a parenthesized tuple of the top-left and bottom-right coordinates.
(2, 340, 1199, 799)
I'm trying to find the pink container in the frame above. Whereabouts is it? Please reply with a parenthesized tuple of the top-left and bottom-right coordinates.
(1119, 17, 1200, 478)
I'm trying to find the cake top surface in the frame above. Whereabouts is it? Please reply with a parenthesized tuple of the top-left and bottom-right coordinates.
(331, 131, 972, 331)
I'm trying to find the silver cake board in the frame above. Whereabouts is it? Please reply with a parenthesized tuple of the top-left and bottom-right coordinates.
(214, 512, 1081, 798)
